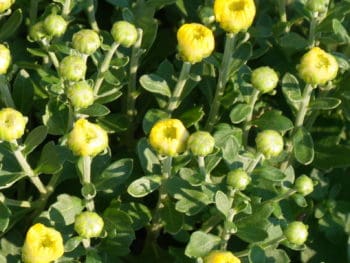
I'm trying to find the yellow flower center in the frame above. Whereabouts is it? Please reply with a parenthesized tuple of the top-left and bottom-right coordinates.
(316, 53, 330, 69)
(163, 126, 177, 140)
(40, 234, 55, 248)
(230, 0, 246, 11)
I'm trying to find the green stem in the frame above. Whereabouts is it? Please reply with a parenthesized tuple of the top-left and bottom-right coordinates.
(166, 62, 192, 115)
(40, 40, 60, 70)
(62, 0, 71, 17)
(13, 146, 47, 194)
(82, 156, 94, 211)
(201, 215, 222, 233)
(125, 29, 143, 121)
(263, 189, 297, 205)
(198, 156, 211, 183)
(205, 33, 236, 132)
(247, 153, 263, 174)
(150, 157, 172, 239)
(220, 190, 236, 250)
(235, 236, 286, 258)
(278, 0, 287, 22)
(85, 0, 99, 32)
(0, 76, 15, 108)
(294, 84, 314, 128)
(94, 42, 119, 95)
(29, 0, 40, 25)
(242, 89, 260, 147)
(0, 193, 34, 208)
(308, 12, 318, 48)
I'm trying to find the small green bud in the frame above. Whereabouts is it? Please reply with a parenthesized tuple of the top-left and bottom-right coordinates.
(198, 6, 215, 25)
(59, 55, 87, 81)
(256, 130, 284, 159)
(0, 0, 14, 13)
(295, 175, 314, 196)
(284, 221, 308, 246)
(74, 211, 104, 238)
(67, 81, 94, 109)
(188, 131, 215, 157)
(29, 21, 47, 41)
(227, 169, 251, 191)
(0, 44, 11, 74)
(111, 21, 138, 47)
(43, 14, 67, 37)
(72, 29, 101, 55)
(0, 108, 27, 141)
(306, 0, 329, 13)
(251, 66, 279, 94)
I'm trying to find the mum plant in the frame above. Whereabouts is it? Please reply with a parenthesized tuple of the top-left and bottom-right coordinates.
(0, 0, 349, 262)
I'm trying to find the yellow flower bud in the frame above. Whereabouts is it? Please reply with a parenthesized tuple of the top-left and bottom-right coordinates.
(204, 251, 241, 263)
(0, 0, 14, 13)
(0, 44, 11, 74)
(22, 223, 64, 263)
(149, 119, 189, 156)
(298, 47, 338, 85)
(214, 0, 256, 33)
(177, 23, 215, 64)
(67, 118, 108, 156)
(256, 130, 284, 159)
(0, 108, 27, 141)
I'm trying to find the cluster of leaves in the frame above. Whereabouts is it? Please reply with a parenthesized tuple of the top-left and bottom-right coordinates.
(0, 0, 349, 263)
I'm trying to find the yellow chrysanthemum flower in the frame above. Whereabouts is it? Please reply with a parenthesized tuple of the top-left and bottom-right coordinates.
(67, 118, 108, 156)
(0, 108, 28, 141)
(204, 251, 241, 263)
(22, 223, 64, 263)
(177, 23, 215, 64)
(298, 47, 338, 85)
(214, 0, 256, 33)
(149, 119, 189, 156)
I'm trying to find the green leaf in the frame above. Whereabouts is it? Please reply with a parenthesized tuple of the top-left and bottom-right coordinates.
(42, 98, 71, 135)
(35, 142, 63, 174)
(179, 168, 203, 186)
(0, 202, 11, 232)
(0, 171, 25, 190)
(140, 74, 171, 97)
(253, 165, 286, 181)
(229, 103, 251, 124)
(185, 231, 221, 258)
(95, 158, 133, 192)
(332, 19, 350, 44)
(94, 88, 122, 104)
(221, 136, 240, 163)
(215, 191, 231, 218)
(23, 126, 48, 156)
(249, 245, 266, 263)
(142, 109, 168, 134)
(180, 107, 205, 128)
(86, 250, 102, 263)
(0, 9, 23, 41)
(314, 144, 350, 169)
(175, 188, 212, 216)
(78, 103, 111, 117)
(48, 194, 84, 225)
(102, 208, 135, 256)
(0, 75, 14, 108)
(310, 97, 341, 110)
(127, 175, 162, 198)
(293, 127, 314, 165)
(282, 73, 302, 111)
(97, 113, 129, 133)
(230, 43, 252, 76)
(292, 193, 307, 207)
(64, 236, 83, 252)
(137, 138, 161, 175)
(13, 69, 34, 114)
(120, 202, 151, 230)
(279, 32, 309, 50)
(160, 199, 183, 234)
(252, 110, 294, 132)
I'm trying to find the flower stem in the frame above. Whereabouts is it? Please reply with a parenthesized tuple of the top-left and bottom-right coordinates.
(294, 84, 314, 128)
(82, 156, 94, 211)
(86, 0, 99, 32)
(62, 0, 71, 17)
(308, 12, 318, 48)
(278, 0, 287, 23)
(198, 156, 211, 183)
(263, 189, 297, 205)
(125, 29, 143, 122)
(205, 33, 236, 132)
(220, 190, 236, 250)
(247, 153, 263, 174)
(12, 146, 47, 194)
(0, 193, 34, 208)
(40, 40, 60, 70)
(166, 62, 192, 115)
(242, 89, 260, 147)
(29, 0, 40, 25)
(94, 42, 119, 96)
